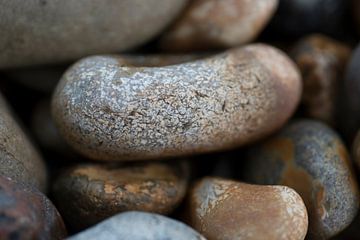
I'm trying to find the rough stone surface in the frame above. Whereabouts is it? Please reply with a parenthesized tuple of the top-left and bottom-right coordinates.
(244, 120, 359, 239)
(339, 43, 360, 142)
(0, 176, 66, 240)
(159, 0, 278, 51)
(118, 54, 207, 67)
(67, 211, 206, 240)
(52, 44, 302, 161)
(53, 161, 189, 230)
(188, 177, 308, 240)
(0, 92, 47, 192)
(0, 0, 188, 68)
(290, 34, 350, 126)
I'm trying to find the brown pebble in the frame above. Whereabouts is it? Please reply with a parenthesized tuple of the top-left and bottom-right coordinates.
(188, 177, 308, 240)
(0, 176, 66, 240)
(159, 0, 278, 51)
(290, 34, 351, 125)
(53, 161, 189, 230)
(52, 44, 301, 161)
(0, 92, 47, 192)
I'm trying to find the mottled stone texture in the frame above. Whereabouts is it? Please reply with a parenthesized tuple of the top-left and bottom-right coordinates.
(159, 0, 278, 51)
(244, 120, 359, 239)
(339, 43, 360, 142)
(0, 176, 66, 240)
(53, 161, 188, 230)
(0, 0, 188, 68)
(67, 211, 206, 240)
(188, 177, 308, 240)
(52, 44, 301, 161)
(0, 92, 47, 192)
(291, 34, 350, 126)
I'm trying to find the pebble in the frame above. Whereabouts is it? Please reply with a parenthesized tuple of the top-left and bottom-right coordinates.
(244, 120, 359, 239)
(52, 44, 301, 161)
(159, 0, 278, 51)
(67, 211, 206, 240)
(0, 0, 188, 68)
(290, 34, 351, 125)
(339, 43, 360, 142)
(188, 177, 308, 240)
(267, 0, 350, 38)
(0, 176, 66, 240)
(0, 92, 47, 192)
(53, 161, 189, 230)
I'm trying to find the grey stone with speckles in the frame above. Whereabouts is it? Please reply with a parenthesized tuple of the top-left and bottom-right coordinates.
(52, 44, 302, 161)
(0, 0, 188, 68)
(67, 211, 206, 240)
(244, 119, 360, 239)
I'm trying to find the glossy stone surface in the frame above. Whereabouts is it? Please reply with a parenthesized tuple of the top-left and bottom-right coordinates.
(0, 0, 188, 68)
(290, 34, 350, 125)
(188, 177, 308, 240)
(52, 44, 301, 161)
(0, 92, 47, 192)
(159, 0, 278, 51)
(244, 120, 359, 239)
(67, 211, 206, 240)
(53, 161, 188, 230)
(0, 176, 66, 240)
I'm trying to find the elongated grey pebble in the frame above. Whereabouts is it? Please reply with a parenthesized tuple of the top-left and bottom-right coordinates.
(0, 92, 47, 192)
(0, 0, 187, 68)
(52, 44, 301, 161)
(67, 211, 206, 240)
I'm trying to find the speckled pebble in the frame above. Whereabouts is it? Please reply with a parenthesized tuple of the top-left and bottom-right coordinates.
(52, 44, 301, 161)
(0, 92, 47, 192)
(188, 177, 308, 240)
(244, 120, 359, 239)
(0, 176, 67, 240)
(0, 0, 188, 68)
(290, 34, 350, 125)
(159, 0, 278, 51)
(67, 211, 206, 240)
(53, 161, 189, 230)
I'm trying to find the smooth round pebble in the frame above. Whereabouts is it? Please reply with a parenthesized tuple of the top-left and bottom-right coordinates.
(159, 0, 278, 51)
(188, 177, 308, 240)
(0, 92, 47, 192)
(244, 120, 359, 239)
(52, 44, 302, 161)
(0, 0, 188, 68)
(53, 161, 189, 230)
(290, 34, 350, 125)
(0, 176, 66, 240)
(67, 211, 206, 240)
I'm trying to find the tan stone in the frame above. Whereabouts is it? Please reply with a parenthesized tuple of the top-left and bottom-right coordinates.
(188, 177, 308, 240)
